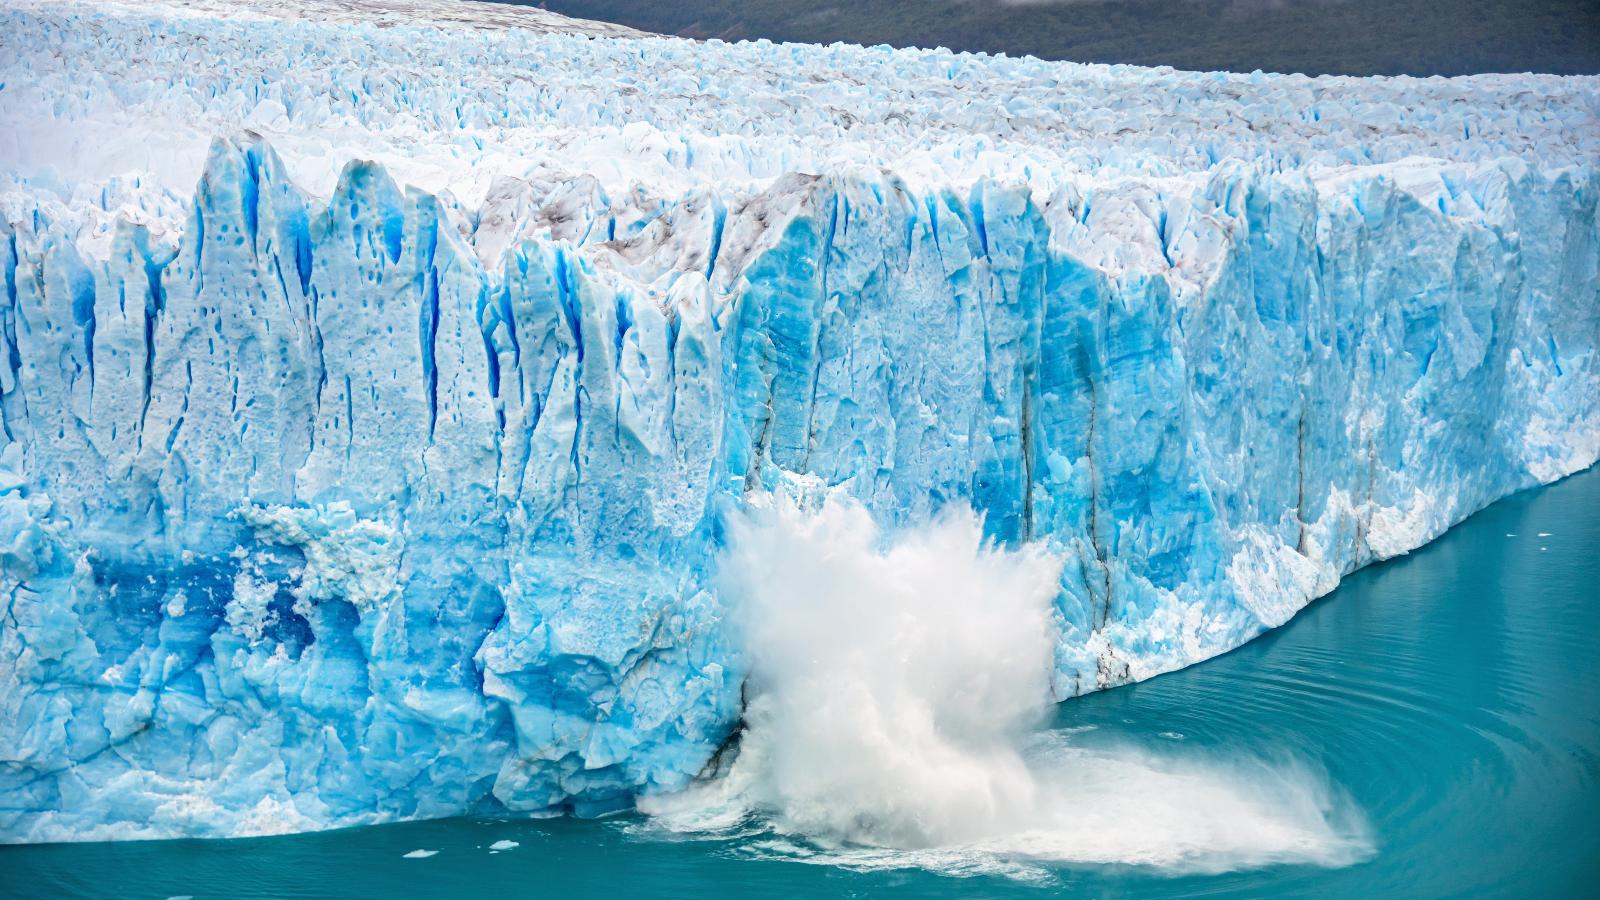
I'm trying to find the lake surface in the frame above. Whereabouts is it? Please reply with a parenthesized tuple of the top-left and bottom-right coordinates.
(4, 468, 1597, 898)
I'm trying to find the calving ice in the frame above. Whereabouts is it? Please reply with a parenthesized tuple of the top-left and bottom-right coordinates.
(1, 0, 1597, 843)
(640, 489, 1374, 878)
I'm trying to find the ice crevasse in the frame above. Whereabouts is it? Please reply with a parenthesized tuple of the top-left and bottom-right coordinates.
(1, 0, 1597, 841)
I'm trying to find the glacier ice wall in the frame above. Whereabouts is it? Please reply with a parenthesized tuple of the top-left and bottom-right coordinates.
(1, 0, 1598, 841)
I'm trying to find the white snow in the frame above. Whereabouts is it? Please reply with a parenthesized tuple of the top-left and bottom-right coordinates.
(16, 0, 645, 35)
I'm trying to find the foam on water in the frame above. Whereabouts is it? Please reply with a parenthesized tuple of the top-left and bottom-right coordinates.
(641, 491, 1373, 880)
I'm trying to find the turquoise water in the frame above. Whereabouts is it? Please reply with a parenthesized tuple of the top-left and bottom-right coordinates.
(4, 468, 1598, 898)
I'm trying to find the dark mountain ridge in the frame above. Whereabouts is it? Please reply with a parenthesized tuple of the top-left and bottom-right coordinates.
(518, 0, 1600, 77)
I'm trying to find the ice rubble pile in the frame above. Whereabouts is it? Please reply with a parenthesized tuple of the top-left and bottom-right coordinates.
(1, 0, 1596, 841)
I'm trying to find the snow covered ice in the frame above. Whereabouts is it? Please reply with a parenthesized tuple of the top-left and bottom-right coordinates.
(1, 0, 1597, 842)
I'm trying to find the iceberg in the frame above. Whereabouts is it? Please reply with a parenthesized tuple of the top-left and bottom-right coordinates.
(1, 0, 1596, 842)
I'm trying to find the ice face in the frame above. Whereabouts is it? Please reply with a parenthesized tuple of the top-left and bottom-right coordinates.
(1, 0, 1596, 842)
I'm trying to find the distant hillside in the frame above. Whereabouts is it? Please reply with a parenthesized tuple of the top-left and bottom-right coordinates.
(520, 0, 1600, 76)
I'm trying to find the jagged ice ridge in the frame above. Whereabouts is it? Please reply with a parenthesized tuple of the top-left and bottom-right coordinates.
(1, 0, 1597, 842)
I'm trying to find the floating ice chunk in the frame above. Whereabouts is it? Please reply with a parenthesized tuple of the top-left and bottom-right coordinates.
(403, 850, 439, 859)
(488, 840, 519, 851)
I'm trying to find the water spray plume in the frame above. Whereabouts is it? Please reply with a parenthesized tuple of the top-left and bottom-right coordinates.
(644, 489, 1373, 880)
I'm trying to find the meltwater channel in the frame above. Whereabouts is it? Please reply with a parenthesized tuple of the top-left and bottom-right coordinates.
(4, 467, 1598, 898)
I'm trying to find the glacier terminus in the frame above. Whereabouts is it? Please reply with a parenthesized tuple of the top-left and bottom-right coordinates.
(0, 0, 1597, 842)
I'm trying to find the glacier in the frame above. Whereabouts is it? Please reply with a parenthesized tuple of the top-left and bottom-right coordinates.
(1, 0, 1597, 842)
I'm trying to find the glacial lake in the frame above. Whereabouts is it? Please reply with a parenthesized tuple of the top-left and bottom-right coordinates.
(4, 467, 1597, 898)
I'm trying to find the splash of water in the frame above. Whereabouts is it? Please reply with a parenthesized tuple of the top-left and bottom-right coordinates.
(642, 490, 1373, 879)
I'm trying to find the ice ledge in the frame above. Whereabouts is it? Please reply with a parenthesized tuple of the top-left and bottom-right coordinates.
(2, 135, 1595, 840)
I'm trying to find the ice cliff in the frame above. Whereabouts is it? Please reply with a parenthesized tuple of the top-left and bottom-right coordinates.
(1, 0, 1597, 841)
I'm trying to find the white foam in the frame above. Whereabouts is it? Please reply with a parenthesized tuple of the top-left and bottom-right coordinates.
(642, 491, 1372, 880)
